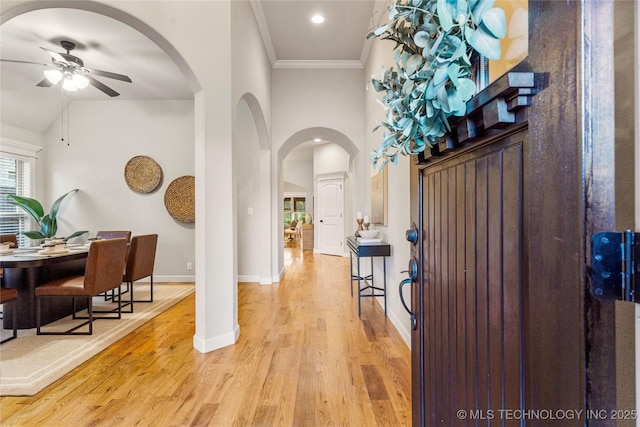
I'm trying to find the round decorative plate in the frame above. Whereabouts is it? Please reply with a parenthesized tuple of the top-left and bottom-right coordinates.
(124, 156, 163, 193)
(164, 175, 195, 223)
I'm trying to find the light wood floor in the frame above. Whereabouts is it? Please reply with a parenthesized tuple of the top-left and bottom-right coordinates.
(1, 242, 411, 426)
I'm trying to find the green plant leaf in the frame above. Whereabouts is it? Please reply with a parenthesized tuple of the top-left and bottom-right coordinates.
(457, 78, 477, 100)
(414, 31, 431, 48)
(4, 194, 44, 223)
(448, 63, 461, 86)
(374, 25, 388, 36)
(480, 7, 506, 39)
(437, 0, 454, 31)
(467, 26, 501, 60)
(40, 215, 56, 238)
(62, 230, 89, 242)
(433, 65, 449, 86)
(471, 0, 495, 24)
(23, 231, 45, 241)
(406, 54, 424, 75)
(49, 189, 78, 221)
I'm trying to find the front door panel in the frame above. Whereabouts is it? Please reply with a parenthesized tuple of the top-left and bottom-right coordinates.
(416, 132, 525, 424)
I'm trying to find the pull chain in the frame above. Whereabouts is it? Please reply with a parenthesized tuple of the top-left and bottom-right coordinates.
(66, 101, 70, 146)
(60, 87, 69, 146)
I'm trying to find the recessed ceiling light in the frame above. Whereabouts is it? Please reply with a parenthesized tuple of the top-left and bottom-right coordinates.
(311, 14, 325, 24)
(314, 138, 322, 142)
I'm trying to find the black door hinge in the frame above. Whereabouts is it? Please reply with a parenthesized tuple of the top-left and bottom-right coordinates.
(591, 231, 640, 303)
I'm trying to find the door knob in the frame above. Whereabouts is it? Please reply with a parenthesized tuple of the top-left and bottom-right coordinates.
(406, 223, 419, 245)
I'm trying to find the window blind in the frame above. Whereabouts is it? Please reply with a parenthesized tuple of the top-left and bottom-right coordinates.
(0, 156, 32, 247)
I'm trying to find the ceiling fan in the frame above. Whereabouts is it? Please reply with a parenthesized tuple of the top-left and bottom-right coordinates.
(1, 40, 132, 97)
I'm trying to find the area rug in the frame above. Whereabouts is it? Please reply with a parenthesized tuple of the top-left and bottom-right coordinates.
(0, 283, 194, 396)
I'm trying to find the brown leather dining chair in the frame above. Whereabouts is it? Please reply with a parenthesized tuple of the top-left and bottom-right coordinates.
(0, 234, 18, 247)
(35, 238, 128, 335)
(121, 234, 158, 313)
(96, 230, 131, 242)
(0, 286, 18, 344)
(0, 234, 18, 287)
(95, 231, 131, 300)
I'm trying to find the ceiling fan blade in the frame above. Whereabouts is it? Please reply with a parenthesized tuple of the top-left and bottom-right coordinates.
(36, 78, 54, 88)
(1, 59, 49, 66)
(86, 75, 120, 97)
(40, 47, 70, 65)
(85, 67, 132, 83)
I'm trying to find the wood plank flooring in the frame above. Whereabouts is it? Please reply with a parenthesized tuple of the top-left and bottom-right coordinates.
(0, 243, 411, 426)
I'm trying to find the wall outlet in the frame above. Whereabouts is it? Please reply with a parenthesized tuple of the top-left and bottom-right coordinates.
(248, 207, 254, 215)
(187, 262, 193, 270)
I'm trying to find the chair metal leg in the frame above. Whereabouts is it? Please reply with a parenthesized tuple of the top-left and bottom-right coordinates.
(78, 288, 123, 319)
(37, 296, 93, 335)
(133, 276, 154, 303)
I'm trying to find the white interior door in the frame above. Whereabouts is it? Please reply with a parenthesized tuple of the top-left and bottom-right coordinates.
(316, 177, 344, 256)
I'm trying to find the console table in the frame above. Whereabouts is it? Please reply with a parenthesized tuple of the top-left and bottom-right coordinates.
(346, 236, 391, 317)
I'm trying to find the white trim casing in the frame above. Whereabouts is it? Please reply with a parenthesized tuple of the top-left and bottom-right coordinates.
(0, 138, 42, 159)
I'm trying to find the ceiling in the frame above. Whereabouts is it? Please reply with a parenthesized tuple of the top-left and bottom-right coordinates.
(0, 1, 376, 148)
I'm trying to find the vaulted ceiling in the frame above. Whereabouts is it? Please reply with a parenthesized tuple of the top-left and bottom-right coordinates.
(0, 1, 377, 136)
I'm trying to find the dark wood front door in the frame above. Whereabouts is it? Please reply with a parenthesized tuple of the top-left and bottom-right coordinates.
(407, 1, 625, 425)
(415, 131, 527, 425)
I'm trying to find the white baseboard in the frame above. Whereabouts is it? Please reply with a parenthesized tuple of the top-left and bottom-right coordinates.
(193, 323, 240, 353)
(238, 275, 260, 283)
(259, 277, 273, 285)
(368, 297, 411, 349)
(384, 300, 412, 349)
(273, 266, 284, 283)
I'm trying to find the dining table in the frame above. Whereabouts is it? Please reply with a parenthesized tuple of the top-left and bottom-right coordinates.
(1, 244, 90, 329)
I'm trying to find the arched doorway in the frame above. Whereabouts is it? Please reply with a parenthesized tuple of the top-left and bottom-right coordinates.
(276, 127, 360, 276)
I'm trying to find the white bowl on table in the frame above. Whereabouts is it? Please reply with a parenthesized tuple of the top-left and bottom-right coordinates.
(0, 241, 16, 254)
(359, 230, 379, 239)
(39, 243, 68, 254)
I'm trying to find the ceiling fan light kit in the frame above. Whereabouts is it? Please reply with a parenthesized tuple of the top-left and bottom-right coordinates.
(43, 68, 62, 84)
(1, 40, 131, 97)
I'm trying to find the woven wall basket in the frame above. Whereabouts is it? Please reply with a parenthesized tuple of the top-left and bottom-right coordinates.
(164, 175, 195, 223)
(124, 155, 163, 193)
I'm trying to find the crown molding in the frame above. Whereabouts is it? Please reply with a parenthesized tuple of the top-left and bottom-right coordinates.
(249, 0, 277, 67)
(273, 60, 364, 69)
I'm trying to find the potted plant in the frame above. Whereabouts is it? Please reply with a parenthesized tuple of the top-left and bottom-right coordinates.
(368, 0, 507, 169)
(4, 189, 88, 243)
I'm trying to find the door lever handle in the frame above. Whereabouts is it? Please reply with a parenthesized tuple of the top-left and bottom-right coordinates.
(399, 278, 417, 330)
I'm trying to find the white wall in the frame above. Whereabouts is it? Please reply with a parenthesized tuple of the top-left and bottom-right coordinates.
(0, 123, 44, 147)
(313, 143, 350, 175)
(364, 31, 413, 345)
(283, 158, 313, 195)
(234, 98, 262, 282)
(40, 99, 195, 281)
(232, 0, 274, 286)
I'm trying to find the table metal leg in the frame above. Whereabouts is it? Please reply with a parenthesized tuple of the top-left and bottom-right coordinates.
(349, 252, 353, 297)
(383, 256, 387, 316)
(357, 256, 361, 316)
(370, 257, 374, 298)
